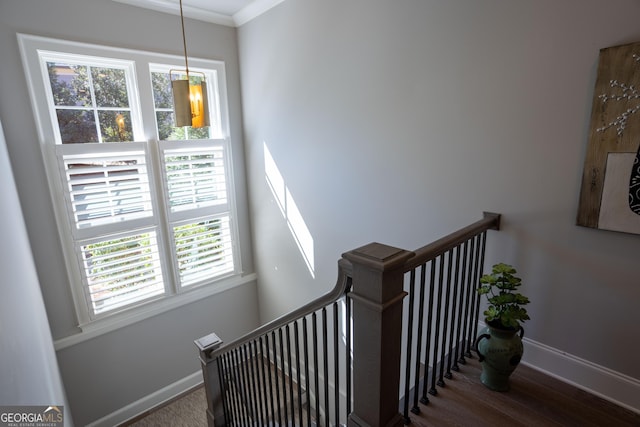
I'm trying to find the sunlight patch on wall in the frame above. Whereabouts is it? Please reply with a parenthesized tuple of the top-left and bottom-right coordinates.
(264, 142, 315, 278)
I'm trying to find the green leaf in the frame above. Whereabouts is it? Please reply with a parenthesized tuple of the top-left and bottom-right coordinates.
(480, 275, 497, 284)
(477, 285, 491, 295)
(477, 262, 530, 326)
(484, 306, 499, 322)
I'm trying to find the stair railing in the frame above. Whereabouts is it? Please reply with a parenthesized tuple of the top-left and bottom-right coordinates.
(197, 257, 355, 427)
(397, 212, 500, 423)
(197, 212, 501, 427)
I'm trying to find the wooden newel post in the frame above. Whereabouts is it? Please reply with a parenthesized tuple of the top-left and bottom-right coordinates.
(195, 333, 224, 427)
(343, 242, 414, 427)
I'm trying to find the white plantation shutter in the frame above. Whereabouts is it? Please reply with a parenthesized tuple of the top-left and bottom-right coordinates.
(56, 142, 166, 318)
(160, 139, 236, 288)
(58, 143, 154, 232)
(79, 230, 164, 315)
(163, 144, 227, 213)
(173, 217, 234, 287)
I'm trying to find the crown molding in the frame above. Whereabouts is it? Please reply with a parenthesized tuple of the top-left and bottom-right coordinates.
(233, 0, 285, 26)
(112, 0, 235, 26)
(112, 0, 283, 27)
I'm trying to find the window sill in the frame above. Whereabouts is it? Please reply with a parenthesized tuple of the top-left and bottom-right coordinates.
(53, 272, 257, 351)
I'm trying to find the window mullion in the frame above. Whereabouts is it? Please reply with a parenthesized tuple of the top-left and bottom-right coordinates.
(147, 138, 180, 295)
(85, 65, 102, 143)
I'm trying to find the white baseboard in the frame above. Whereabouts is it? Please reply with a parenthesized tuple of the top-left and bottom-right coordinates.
(521, 337, 640, 415)
(85, 371, 203, 427)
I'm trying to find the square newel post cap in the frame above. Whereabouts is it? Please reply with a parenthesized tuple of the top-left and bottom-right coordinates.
(195, 332, 223, 361)
(342, 242, 414, 271)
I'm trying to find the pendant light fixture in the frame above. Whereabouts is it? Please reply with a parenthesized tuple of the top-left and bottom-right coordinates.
(171, 0, 209, 128)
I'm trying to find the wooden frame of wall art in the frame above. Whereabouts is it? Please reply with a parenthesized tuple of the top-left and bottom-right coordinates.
(577, 41, 640, 235)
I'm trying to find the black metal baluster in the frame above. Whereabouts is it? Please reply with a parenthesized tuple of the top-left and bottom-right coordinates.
(446, 245, 462, 377)
(241, 345, 254, 423)
(294, 320, 304, 427)
(252, 341, 264, 425)
(461, 236, 477, 358)
(467, 234, 482, 356)
(272, 331, 283, 427)
(454, 240, 470, 368)
(265, 334, 276, 426)
(402, 269, 417, 423)
(471, 232, 488, 345)
(241, 346, 252, 424)
(345, 294, 352, 417)
(219, 354, 232, 425)
(322, 307, 329, 427)
(312, 312, 320, 426)
(239, 348, 249, 425)
(286, 325, 295, 425)
(230, 348, 243, 423)
(431, 255, 446, 391)
(278, 328, 289, 427)
(412, 263, 427, 413)
(303, 316, 312, 426)
(222, 353, 236, 425)
(251, 340, 265, 426)
(438, 250, 454, 385)
(233, 347, 249, 420)
(333, 302, 340, 426)
(420, 261, 436, 403)
(242, 343, 258, 423)
(259, 337, 270, 426)
(255, 340, 266, 425)
(237, 345, 253, 426)
(225, 350, 238, 424)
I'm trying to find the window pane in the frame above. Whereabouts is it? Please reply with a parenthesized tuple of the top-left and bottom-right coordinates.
(156, 111, 176, 141)
(173, 217, 234, 287)
(47, 62, 91, 107)
(46, 60, 137, 144)
(57, 110, 98, 144)
(151, 71, 173, 109)
(98, 110, 133, 142)
(92, 67, 129, 108)
(151, 70, 211, 140)
(81, 231, 164, 315)
(164, 146, 227, 212)
(184, 126, 210, 140)
(63, 149, 153, 228)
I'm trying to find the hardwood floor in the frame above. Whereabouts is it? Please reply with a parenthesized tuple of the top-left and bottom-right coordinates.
(407, 357, 640, 426)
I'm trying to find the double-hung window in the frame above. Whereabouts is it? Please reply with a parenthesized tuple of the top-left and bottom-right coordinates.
(19, 34, 240, 326)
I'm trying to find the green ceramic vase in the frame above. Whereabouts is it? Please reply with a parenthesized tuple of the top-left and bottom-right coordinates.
(475, 322, 524, 391)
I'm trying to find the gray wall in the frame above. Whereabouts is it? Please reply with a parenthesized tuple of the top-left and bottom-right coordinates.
(0, 120, 70, 425)
(238, 0, 640, 384)
(0, 0, 259, 425)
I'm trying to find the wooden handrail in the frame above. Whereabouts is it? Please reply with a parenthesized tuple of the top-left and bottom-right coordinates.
(403, 212, 500, 271)
(206, 258, 353, 359)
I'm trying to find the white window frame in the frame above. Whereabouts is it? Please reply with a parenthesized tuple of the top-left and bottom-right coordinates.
(18, 33, 246, 337)
(39, 51, 145, 143)
(158, 138, 239, 289)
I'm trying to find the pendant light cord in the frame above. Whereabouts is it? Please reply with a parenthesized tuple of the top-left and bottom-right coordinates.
(179, 0, 189, 75)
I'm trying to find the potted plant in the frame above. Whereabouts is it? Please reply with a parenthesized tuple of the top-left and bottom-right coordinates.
(474, 263, 530, 391)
